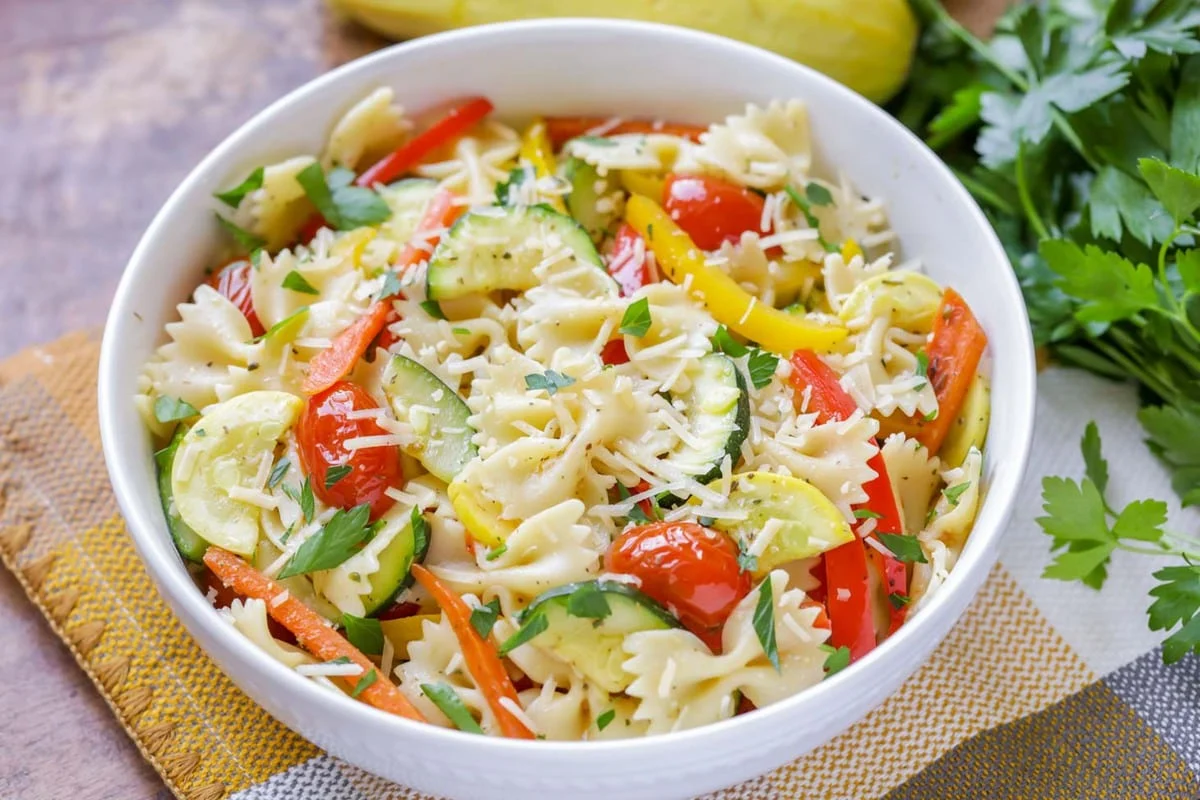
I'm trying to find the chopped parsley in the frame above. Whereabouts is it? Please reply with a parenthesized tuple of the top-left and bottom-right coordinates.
(421, 682, 484, 733)
(712, 325, 749, 357)
(281, 270, 319, 295)
(877, 533, 929, 564)
(324, 465, 353, 489)
(595, 708, 616, 731)
(214, 214, 265, 253)
(214, 166, 264, 208)
(854, 509, 883, 520)
(943, 482, 971, 506)
(619, 297, 653, 337)
(915, 349, 930, 378)
(469, 598, 502, 640)
(375, 270, 403, 302)
(820, 644, 851, 678)
(524, 370, 575, 396)
(888, 592, 912, 610)
(783, 185, 838, 253)
(452, 327, 470, 336)
(484, 543, 508, 562)
(805, 182, 834, 207)
(737, 539, 759, 575)
(267, 457, 291, 489)
(410, 508, 430, 559)
(341, 613, 383, 655)
(295, 162, 391, 230)
(153, 395, 198, 424)
(752, 579, 780, 671)
(419, 299, 447, 320)
(351, 669, 378, 698)
(565, 582, 611, 620)
(498, 612, 549, 655)
(747, 349, 780, 390)
(277, 503, 372, 578)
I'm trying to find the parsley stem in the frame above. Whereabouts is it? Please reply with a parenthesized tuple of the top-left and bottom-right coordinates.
(951, 168, 1017, 217)
(920, 0, 1027, 91)
(1015, 147, 1050, 241)
(1117, 543, 1173, 557)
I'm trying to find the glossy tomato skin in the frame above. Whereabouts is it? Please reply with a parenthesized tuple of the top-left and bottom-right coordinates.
(662, 175, 766, 251)
(295, 381, 403, 521)
(206, 259, 265, 337)
(606, 521, 751, 649)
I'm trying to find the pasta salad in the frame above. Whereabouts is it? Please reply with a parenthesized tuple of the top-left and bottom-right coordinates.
(140, 89, 990, 739)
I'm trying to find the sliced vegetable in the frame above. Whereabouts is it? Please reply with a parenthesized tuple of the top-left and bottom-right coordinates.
(941, 371, 991, 470)
(837, 271, 944, 332)
(919, 289, 989, 455)
(295, 381, 403, 521)
(606, 222, 654, 297)
(619, 170, 665, 202)
(206, 259, 265, 337)
(662, 174, 766, 251)
(606, 521, 749, 651)
(380, 612, 439, 660)
(425, 204, 608, 300)
(381, 355, 477, 482)
(410, 564, 535, 739)
(508, 580, 680, 692)
(202, 548, 426, 722)
(394, 187, 464, 272)
(302, 300, 392, 395)
(356, 96, 494, 188)
(519, 118, 566, 214)
(710, 472, 854, 577)
(447, 480, 512, 549)
(600, 338, 630, 365)
(563, 156, 619, 242)
(155, 425, 207, 563)
(670, 353, 749, 485)
(625, 194, 847, 354)
(361, 511, 430, 616)
(172, 391, 303, 556)
(545, 117, 706, 150)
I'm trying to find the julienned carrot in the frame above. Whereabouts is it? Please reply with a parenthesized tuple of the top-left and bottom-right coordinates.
(919, 288, 988, 455)
(394, 188, 463, 272)
(302, 300, 391, 395)
(544, 117, 707, 150)
(410, 564, 535, 739)
(203, 548, 426, 722)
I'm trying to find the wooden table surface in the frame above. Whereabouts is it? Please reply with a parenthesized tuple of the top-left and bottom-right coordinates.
(0, 1, 998, 797)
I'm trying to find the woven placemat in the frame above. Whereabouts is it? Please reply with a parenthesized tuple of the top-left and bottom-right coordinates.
(1, 329, 1197, 799)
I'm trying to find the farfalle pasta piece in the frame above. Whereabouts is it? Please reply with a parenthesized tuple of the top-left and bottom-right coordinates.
(324, 86, 411, 171)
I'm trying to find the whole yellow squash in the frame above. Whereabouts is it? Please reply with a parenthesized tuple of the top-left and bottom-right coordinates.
(328, 0, 918, 103)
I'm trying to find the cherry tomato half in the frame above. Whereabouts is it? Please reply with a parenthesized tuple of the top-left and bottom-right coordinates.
(662, 175, 766, 251)
(606, 222, 655, 297)
(206, 259, 265, 337)
(295, 381, 403, 521)
(606, 521, 750, 649)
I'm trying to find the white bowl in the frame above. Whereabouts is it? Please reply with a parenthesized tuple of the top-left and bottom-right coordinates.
(98, 19, 1036, 800)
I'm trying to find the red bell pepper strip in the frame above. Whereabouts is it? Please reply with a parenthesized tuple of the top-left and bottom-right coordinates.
(206, 259, 265, 338)
(787, 350, 908, 658)
(918, 288, 988, 455)
(302, 300, 391, 395)
(606, 222, 655, 297)
(296, 213, 328, 245)
(600, 339, 630, 365)
(544, 117, 707, 150)
(356, 96, 494, 188)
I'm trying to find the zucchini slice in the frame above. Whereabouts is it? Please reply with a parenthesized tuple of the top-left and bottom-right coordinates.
(381, 355, 477, 482)
(671, 353, 750, 485)
(425, 204, 606, 300)
(515, 580, 680, 692)
(154, 426, 207, 563)
(171, 391, 303, 557)
(562, 156, 620, 243)
(711, 471, 854, 576)
(378, 178, 439, 245)
(362, 511, 431, 616)
(940, 371, 990, 469)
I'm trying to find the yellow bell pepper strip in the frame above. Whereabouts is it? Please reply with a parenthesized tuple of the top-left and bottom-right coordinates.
(518, 118, 566, 214)
(619, 170, 665, 201)
(840, 238, 863, 262)
(624, 194, 848, 353)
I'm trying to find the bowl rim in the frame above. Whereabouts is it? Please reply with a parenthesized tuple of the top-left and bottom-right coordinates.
(98, 17, 1036, 755)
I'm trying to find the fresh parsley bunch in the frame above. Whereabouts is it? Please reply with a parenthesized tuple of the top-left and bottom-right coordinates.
(895, 0, 1200, 661)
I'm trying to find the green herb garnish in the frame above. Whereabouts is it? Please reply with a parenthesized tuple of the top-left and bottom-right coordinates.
(214, 167, 264, 208)
(421, 682, 484, 733)
(154, 395, 198, 424)
(278, 503, 371, 578)
(342, 613, 383, 655)
(295, 162, 391, 230)
(619, 297, 653, 337)
(877, 533, 929, 564)
(524, 370, 575, 396)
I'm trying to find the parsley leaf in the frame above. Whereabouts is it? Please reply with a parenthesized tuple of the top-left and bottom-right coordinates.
(214, 166, 264, 208)
(410, 508, 430, 557)
(524, 370, 575, 396)
(375, 270, 403, 302)
(1138, 156, 1200, 223)
(267, 457, 291, 489)
(888, 592, 911, 610)
(736, 539, 758, 574)
(421, 682, 484, 733)
(595, 708, 616, 731)
(1040, 240, 1158, 324)
(943, 482, 971, 506)
(1088, 165, 1174, 246)
(805, 182, 834, 206)
(341, 613, 383, 655)
(619, 297, 652, 337)
(278, 503, 371, 578)
(915, 349, 929, 378)
(747, 349, 780, 390)
(783, 185, 837, 252)
(498, 612, 548, 655)
(752, 579, 780, 672)
(295, 162, 391, 231)
(819, 643, 851, 678)
(419, 300, 446, 320)
(877, 533, 929, 564)
(712, 325, 749, 357)
(1148, 561, 1200, 663)
(469, 598, 502, 640)
(484, 543, 507, 562)
(324, 465, 352, 489)
(282, 270, 320, 295)
(854, 509, 883, 520)
(1080, 421, 1109, 498)
(351, 669, 378, 698)
(1138, 405, 1200, 507)
(154, 395, 198, 423)
(215, 214, 265, 253)
(566, 583, 611, 620)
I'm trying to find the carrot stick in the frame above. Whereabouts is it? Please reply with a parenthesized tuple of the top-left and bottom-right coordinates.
(302, 300, 391, 395)
(394, 188, 463, 272)
(918, 288, 988, 455)
(410, 564, 535, 739)
(203, 548, 426, 723)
